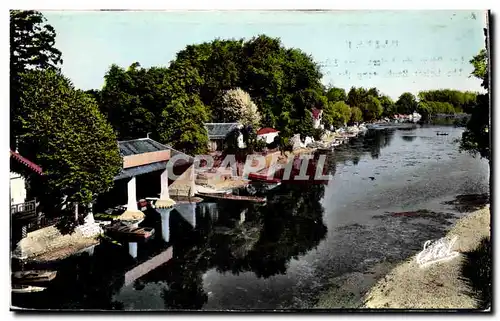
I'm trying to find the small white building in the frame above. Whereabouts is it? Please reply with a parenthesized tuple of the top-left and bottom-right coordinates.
(256, 127, 280, 144)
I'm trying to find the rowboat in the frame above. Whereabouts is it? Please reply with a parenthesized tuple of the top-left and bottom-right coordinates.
(196, 192, 266, 203)
(104, 223, 155, 242)
(12, 270, 57, 285)
(12, 285, 46, 293)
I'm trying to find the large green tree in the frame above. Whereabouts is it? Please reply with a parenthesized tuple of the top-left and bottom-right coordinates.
(17, 69, 122, 217)
(326, 86, 347, 103)
(323, 101, 351, 128)
(350, 106, 363, 123)
(460, 29, 490, 161)
(379, 95, 396, 117)
(100, 63, 168, 140)
(10, 10, 63, 150)
(395, 92, 418, 114)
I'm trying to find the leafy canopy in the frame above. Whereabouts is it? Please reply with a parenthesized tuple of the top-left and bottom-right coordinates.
(17, 69, 122, 210)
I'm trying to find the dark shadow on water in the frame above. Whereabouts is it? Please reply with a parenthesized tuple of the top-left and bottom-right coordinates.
(443, 194, 490, 213)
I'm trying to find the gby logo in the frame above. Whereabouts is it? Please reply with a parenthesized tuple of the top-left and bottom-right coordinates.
(416, 236, 460, 268)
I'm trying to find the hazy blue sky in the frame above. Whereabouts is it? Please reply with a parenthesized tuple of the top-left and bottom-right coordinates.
(42, 10, 487, 99)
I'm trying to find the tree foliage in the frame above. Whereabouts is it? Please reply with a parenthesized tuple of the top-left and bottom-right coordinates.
(10, 10, 63, 149)
(418, 89, 477, 113)
(350, 106, 363, 123)
(325, 86, 346, 103)
(17, 69, 122, 213)
(323, 101, 351, 127)
(214, 88, 262, 128)
(460, 29, 490, 161)
(395, 92, 418, 114)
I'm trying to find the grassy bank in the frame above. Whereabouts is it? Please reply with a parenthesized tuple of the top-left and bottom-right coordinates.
(362, 206, 490, 309)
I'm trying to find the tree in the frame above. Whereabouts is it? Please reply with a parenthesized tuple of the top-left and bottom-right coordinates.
(346, 87, 368, 109)
(214, 88, 262, 128)
(350, 107, 363, 123)
(326, 87, 346, 103)
(10, 10, 63, 150)
(460, 27, 490, 162)
(395, 92, 418, 114)
(158, 94, 209, 155)
(379, 95, 396, 117)
(100, 63, 168, 140)
(323, 101, 351, 128)
(16, 69, 122, 218)
(360, 96, 383, 121)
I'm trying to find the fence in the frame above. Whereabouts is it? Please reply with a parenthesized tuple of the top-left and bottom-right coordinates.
(11, 199, 36, 216)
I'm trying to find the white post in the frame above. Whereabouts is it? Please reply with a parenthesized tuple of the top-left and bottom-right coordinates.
(160, 168, 169, 200)
(127, 177, 139, 212)
(118, 176, 145, 222)
(156, 166, 176, 208)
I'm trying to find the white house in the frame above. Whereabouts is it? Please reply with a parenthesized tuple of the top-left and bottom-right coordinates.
(256, 127, 280, 144)
(10, 150, 43, 208)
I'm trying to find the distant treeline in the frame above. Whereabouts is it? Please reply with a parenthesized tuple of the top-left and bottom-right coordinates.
(83, 35, 479, 154)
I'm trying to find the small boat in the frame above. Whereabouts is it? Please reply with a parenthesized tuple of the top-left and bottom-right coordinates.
(12, 285, 46, 294)
(436, 132, 449, 136)
(12, 270, 57, 285)
(104, 223, 155, 242)
(196, 192, 266, 203)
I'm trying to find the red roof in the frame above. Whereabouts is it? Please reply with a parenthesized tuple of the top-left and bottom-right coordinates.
(311, 108, 322, 119)
(10, 150, 44, 175)
(257, 127, 280, 135)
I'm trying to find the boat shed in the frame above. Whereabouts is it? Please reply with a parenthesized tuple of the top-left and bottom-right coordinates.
(114, 138, 191, 181)
(204, 122, 243, 151)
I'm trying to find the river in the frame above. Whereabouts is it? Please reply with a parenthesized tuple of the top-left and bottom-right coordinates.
(12, 125, 490, 310)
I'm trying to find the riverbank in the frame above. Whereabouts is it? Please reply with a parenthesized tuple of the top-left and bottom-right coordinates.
(315, 206, 490, 309)
(13, 225, 101, 263)
(364, 206, 490, 309)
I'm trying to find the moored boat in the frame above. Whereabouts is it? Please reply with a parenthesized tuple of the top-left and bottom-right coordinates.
(196, 192, 266, 203)
(12, 285, 46, 294)
(12, 270, 57, 285)
(104, 223, 155, 242)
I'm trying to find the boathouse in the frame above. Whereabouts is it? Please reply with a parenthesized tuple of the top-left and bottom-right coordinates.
(205, 122, 245, 152)
(96, 137, 195, 219)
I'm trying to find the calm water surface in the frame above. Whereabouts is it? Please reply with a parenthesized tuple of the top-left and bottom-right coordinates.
(12, 126, 490, 310)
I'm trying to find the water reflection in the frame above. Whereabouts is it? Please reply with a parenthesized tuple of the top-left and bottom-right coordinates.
(128, 242, 138, 259)
(333, 129, 396, 164)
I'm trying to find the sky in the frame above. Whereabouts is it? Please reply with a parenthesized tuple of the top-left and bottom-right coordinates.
(42, 10, 488, 100)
